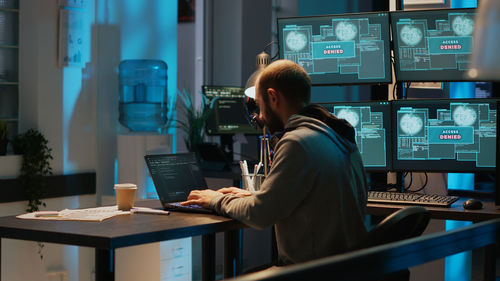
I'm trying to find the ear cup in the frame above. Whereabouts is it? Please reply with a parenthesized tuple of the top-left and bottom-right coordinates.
(244, 97, 263, 130)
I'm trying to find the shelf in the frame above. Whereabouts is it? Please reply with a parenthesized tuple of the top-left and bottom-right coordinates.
(0, 118, 18, 122)
(0, 45, 18, 49)
(0, 82, 18, 85)
(0, 8, 19, 13)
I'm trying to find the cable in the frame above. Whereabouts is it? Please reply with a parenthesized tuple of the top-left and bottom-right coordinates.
(263, 41, 280, 61)
(404, 82, 412, 100)
(410, 172, 428, 193)
(392, 82, 398, 100)
(403, 172, 413, 192)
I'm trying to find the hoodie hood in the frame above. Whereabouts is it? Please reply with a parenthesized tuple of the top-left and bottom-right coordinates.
(270, 104, 357, 153)
(296, 104, 356, 143)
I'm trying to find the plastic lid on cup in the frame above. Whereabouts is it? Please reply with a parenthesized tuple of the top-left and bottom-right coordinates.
(114, 183, 137, 189)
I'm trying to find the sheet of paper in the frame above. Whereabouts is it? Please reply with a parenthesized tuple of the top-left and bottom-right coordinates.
(16, 206, 131, 222)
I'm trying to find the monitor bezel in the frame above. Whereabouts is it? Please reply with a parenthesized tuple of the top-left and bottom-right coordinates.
(391, 98, 498, 173)
(202, 85, 261, 136)
(390, 8, 480, 83)
(277, 11, 393, 86)
(316, 100, 393, 172)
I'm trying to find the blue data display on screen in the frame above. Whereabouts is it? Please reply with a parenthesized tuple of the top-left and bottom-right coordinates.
(391, 8, 477, 82)
(278, 12, 392, 85)
(392, 99, 497, 172)
(318, 101, 392, 171)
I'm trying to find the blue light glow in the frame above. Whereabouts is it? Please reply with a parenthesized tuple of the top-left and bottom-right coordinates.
(446, 52, 476, 281)
(451, 0, 477, 9)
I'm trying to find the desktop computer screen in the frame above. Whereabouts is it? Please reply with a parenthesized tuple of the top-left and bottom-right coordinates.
(278, 12, 392, 86)
(318, 101, 392, 171)
(392, 99, 497, 172)
(202, 85, 260, 135)
(391, 8, 477, 82)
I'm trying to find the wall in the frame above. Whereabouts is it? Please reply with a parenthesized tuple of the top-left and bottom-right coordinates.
(19, 0, 96, 176)
(1, 0, 99, 280)
(1, 0, 179, 280)
(95, 0, 178, 199)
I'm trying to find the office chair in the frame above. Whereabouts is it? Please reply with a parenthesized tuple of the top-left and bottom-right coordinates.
(355, 206, 431, 281)
(360, 206, 431, 248)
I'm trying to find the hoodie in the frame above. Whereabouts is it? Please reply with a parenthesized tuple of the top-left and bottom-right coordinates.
(209, 106, 368, 265)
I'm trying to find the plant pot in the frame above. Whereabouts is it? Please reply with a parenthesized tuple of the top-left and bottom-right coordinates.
(0, 139, 7, 155)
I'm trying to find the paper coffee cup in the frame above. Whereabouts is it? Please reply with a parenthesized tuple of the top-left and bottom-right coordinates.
(114, 183, 137, 211)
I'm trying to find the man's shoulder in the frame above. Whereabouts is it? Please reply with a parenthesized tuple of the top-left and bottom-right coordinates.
(280, 124, 325, 142)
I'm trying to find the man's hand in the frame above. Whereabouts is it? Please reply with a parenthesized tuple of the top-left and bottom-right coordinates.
(217, 187, 252, 197)
(181, 189, 222, 208)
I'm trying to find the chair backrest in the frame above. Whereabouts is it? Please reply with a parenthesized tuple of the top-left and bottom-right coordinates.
(358, 206, 431, 249)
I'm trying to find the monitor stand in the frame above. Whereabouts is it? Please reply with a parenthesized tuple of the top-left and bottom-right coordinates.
(220, 134, 234, 163)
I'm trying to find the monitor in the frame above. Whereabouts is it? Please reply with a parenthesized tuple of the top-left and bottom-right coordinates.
(277, 12, 392, 86)
(202, 85, 260, 135)
(391, 8, 477, 82)
(318, 101, 392, 171)
(392, 98, 497, 172)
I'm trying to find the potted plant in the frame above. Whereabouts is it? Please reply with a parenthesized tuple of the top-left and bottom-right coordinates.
(12, 129, 53, 260)
(176, 88, 214, 152)
(11, 129, 53, 213)
(0, 120, 7, 155)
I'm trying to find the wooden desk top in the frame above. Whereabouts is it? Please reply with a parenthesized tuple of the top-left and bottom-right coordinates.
(0, 200, 244, 249)
(367, 198, 500, 222)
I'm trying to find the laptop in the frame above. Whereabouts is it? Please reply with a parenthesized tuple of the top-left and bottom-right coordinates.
(144, 153, 214, 214)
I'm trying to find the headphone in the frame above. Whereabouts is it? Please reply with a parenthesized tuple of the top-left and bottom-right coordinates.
(244, 96, 264, 130)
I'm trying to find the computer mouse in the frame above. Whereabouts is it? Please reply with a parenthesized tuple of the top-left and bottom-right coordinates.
(463, 199, 483, 210)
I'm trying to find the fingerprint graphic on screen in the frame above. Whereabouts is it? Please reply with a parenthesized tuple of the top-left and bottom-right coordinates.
(335, 21, 358, 41)
(453, 106, 477, 126)
(337, 109, 360, 128)
(285, 31, 308, 52)
(400, 113, 424, 136)
(452, 15, 474, 36)
(400, 25, 423, 47)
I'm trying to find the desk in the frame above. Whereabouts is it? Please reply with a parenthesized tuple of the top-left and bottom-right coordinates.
(367, 198, 500, 222)
(0, 200, 246, 281)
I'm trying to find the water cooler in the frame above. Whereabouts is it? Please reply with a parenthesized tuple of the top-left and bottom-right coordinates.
(115, 60, 191, 281)
(117, 59, 172, 199)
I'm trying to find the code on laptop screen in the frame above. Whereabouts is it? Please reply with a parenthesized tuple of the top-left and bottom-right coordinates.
(144, 153, 207, 203)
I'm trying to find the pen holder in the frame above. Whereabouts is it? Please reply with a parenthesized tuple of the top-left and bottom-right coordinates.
(242, 174, 265, 192)
(253, 174, 265, 192)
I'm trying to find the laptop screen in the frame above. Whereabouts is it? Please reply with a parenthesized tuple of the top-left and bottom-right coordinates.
(144, 153, 208, 203)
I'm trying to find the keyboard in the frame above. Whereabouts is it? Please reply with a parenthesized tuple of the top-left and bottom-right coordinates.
(368, 191, 459, 207)
(166, 202, 214, 213)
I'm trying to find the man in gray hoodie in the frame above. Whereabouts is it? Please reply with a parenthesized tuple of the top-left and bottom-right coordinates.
(182, 59, 368, 265)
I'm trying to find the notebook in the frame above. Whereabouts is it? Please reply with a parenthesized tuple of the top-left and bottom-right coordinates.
(144, 153, 214, 214)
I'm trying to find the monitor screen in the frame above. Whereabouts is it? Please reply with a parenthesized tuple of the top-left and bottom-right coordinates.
(391, 8, 477, 82)
(392, 99, 497, 172)
(318, 101, 392, 171)
(278, 12, 392, 86)
(202, 85, 260, 135)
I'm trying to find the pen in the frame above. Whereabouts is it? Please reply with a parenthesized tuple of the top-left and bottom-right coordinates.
(34, 211, 60, 217)
(131, 208, 170, 215)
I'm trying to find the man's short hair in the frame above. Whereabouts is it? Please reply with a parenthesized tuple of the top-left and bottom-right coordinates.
(257, 60, 311, 107)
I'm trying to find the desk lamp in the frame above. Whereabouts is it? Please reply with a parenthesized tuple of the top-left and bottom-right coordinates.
(245, 50, 271, 175)
(467, 0, 500, 80)
(244, 51, 270, 99)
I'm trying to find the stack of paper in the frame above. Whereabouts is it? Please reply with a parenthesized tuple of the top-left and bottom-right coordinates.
(16, 206, 130, 222)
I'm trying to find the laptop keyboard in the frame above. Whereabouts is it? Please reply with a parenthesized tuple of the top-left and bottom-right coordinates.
(169, 202, 207, 210)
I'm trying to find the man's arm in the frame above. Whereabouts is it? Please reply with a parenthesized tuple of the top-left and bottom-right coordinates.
(208, 138, 315, 229)
(181, 187, 251, 207)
